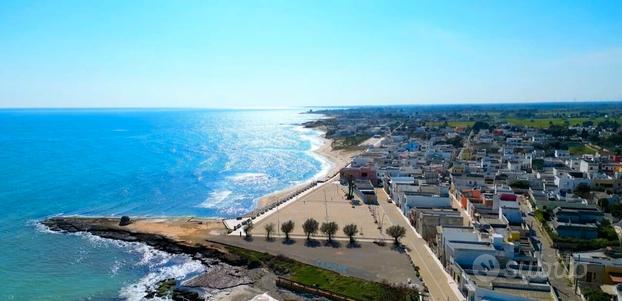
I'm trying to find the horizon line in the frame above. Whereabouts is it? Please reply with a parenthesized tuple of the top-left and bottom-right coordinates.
(1, 99, 622, 110)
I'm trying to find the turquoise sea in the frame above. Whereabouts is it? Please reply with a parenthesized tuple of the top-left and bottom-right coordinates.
(0, 109, 327, 301)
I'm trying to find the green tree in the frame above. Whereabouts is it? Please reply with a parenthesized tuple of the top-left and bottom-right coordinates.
(471, 121, 490, 132)
(532, 159, 545, 171)
(510, 180, 530, 190)
(244, 222, 253, 239)
(302, 218, 319, 241)
(386, 225, 406, 245)
(574, 183, 591, 199)
(598, 198, 610, 212)
(610, 204, 622, 219)
(343, 224, 359, 244)
(281, 220, 295, 241)
(598, 219, 619, 241)
(583, 288, 612, 301)
(264, 223, 275, 240)
(347, 175, 355, 200)
(320, 221, 339, 242)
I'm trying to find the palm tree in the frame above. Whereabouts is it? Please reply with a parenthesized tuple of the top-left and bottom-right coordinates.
(320, 221, 339, 242)
(281, 220, 295, 241)
(386, 225, 406, 245)
(343, 224, 358, 244)
(302, 218, 319, 241)
(264, 223, 275, 240)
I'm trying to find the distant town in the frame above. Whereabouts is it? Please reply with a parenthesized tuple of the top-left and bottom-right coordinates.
(301, 102, 622, 301)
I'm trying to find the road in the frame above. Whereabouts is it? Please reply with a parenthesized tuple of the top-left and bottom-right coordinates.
(375, 188, 465, 301)
(519, 199, 580, 301)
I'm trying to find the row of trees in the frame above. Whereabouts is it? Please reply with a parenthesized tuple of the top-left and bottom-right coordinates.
(245, 218, 407, 245)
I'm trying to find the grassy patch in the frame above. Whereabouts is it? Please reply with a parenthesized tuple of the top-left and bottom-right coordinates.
(332, 135, 371, 150)
(506, 117, 622, 128)
(291, 265, 387, 300)
(426, 121, 474, 128)
(225, 245, 417, 300)
(506, 118, 585, 128)
(569, 144, 597, 155)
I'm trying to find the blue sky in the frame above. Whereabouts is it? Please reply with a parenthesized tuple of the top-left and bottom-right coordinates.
(1, 0, 621, 107)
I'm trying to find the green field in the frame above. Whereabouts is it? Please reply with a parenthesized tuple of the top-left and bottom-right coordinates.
(426, 121, 475, 127)
(506, 118, 585, 128)
(422, 116, 621, 130)
(506, 117, 621, 128)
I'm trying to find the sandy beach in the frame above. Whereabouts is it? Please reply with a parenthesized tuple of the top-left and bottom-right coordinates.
(255, 133, 360, 208)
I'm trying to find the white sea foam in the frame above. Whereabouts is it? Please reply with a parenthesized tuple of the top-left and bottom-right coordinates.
(119, 259, 206, 301)
(228, 172, 267, 181)
(217, 206, 249, 216)
(194, 156, 218, 181)
(33, 220, 61, 235)
(295, 126, 334, 180)
(198, 190, 231, 208)
(39, 224, 206, 301)
(227, 172, 271, 185)
(35, 221, 207, 300)
(111, 260, 122, 276)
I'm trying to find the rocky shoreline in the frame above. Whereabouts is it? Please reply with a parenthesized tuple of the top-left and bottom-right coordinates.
(41, 217, 301, 301)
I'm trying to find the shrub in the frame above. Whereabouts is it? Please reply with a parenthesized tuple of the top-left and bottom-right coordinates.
(281, 220, 295, 241)
(320, 221, 339, 242)
(302, 218, 319, 241)
(386, 225, 406, 245)
(119, 216, 131, 226)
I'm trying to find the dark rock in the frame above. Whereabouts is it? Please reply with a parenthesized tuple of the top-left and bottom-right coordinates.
(119, 216, 131, 226)
(40, 217, 249, 267)
(146, 278, 201, 301)
(183, 264, 252, 289)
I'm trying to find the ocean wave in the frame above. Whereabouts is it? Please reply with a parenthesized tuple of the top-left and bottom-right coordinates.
(119, 258, 206, 301)
(216, 206, 249, 216)
(294, 126, 333, 181)
(33, 220, 62, 235)
(111, 260, 122, 276)
(35, 222, 206, 301)
(197, 190, 232, 208)
(227, 172, 272, 185)
(194, 157, 218, 181)
(196, 190, 249, 210)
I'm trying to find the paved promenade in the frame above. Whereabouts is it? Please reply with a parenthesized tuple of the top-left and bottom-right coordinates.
(230, 172, 465, 300)
(247, 179, 393, 240)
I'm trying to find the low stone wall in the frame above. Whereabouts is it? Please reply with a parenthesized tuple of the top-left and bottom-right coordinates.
(275, 277, 357, 301)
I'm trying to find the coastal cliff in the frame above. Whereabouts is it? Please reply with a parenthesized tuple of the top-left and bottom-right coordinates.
(41, 217, 235, 263)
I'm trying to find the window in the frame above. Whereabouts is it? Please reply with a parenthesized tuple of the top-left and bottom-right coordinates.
(361, 172, 368, 177)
